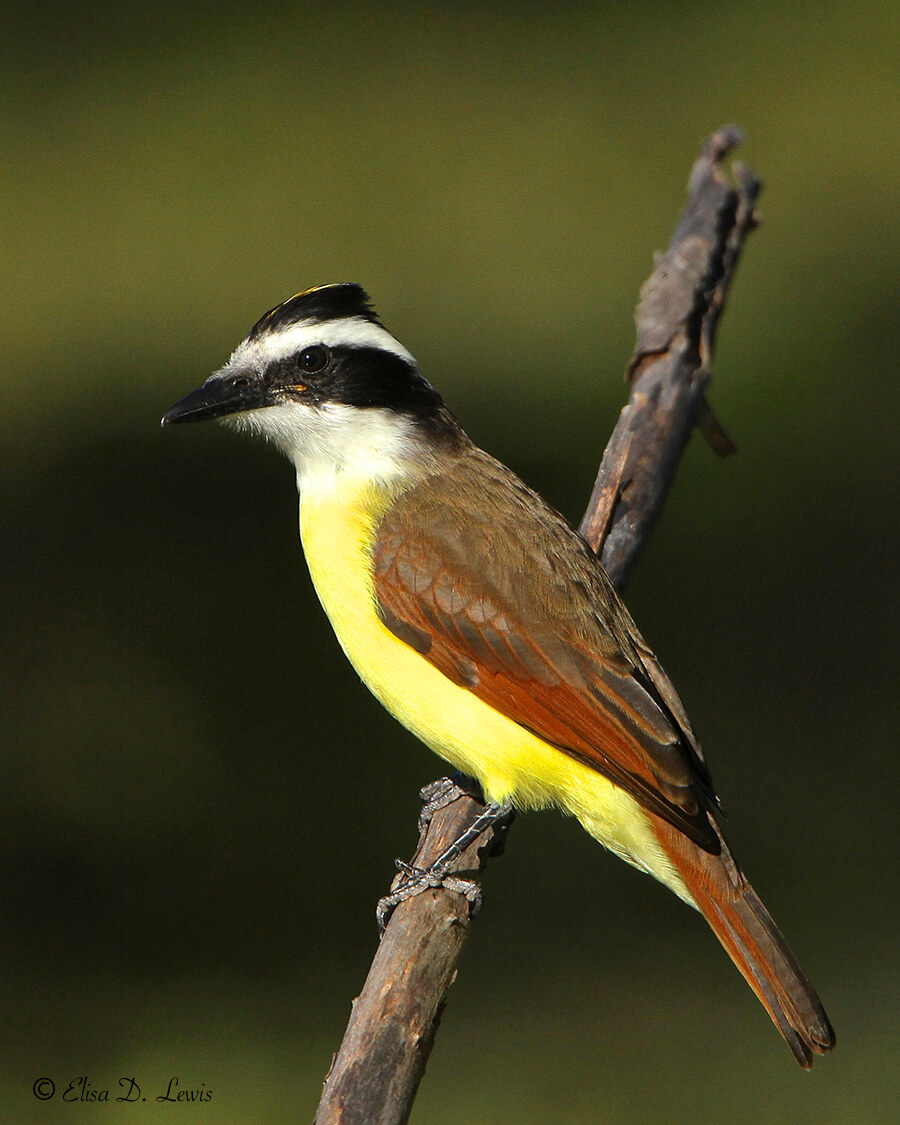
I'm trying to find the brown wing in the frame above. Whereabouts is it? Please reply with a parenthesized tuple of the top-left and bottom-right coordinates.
(373, 448, 721, 851)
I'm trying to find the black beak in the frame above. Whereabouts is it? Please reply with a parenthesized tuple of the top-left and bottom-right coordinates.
(161, 373, 266, 425)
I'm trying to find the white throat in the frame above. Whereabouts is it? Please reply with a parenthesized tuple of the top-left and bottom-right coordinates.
(224, 401, 423, 498)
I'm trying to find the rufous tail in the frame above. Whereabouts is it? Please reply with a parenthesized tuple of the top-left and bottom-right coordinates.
(655, 820, 836, 1067)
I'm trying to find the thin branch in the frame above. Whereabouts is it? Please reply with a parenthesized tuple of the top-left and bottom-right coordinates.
(314, 780, 498, 1125)
(314, 125, 761, 1125)
(580, 125, 761, 582)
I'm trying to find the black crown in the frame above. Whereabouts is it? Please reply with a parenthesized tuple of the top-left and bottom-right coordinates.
(249, 283, 378, 340)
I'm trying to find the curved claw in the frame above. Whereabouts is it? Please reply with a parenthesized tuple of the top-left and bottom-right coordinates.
(376, 868, 483, 933)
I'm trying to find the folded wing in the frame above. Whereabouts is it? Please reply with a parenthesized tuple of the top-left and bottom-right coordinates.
(373, 449, 720, 851)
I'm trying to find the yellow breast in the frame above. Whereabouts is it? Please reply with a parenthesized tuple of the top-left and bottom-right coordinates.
(298, 474, 691, 902)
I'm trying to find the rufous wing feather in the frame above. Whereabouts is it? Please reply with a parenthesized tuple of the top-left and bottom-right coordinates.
(374, 453, 720, 850)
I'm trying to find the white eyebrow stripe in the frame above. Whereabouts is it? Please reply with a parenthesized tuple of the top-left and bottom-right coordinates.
(231, 317, 418, 370)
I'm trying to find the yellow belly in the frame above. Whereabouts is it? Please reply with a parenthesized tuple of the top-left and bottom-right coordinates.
(298, 476, 692, 902)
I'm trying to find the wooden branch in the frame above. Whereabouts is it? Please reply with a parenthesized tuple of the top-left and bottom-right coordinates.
(314, 125, 761, 1125)
(579, 125, 761, 582)
(313, 779, 505, 1125)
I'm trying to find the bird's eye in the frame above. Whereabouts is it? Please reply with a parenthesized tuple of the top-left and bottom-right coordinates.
(298, 346, 328, 374)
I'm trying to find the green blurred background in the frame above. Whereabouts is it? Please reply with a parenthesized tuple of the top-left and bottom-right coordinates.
(2, 2, 897, 1121)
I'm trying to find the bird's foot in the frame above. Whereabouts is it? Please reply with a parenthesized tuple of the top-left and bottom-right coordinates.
(377, 794, 515, 932)
(376, 860, 483, 932)
(416, 774, 483, 846)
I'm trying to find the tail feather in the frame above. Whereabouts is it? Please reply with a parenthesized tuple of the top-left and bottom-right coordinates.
(655, 820, 836, 1067)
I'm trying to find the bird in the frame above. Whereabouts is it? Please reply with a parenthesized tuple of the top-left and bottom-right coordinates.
(162, 282, 835, 1067)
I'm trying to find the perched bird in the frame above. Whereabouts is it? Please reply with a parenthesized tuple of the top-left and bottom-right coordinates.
(163, 283, 834, 1067)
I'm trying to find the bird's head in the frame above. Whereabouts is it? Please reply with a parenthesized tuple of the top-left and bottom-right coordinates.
(162, 283, 463, 484)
